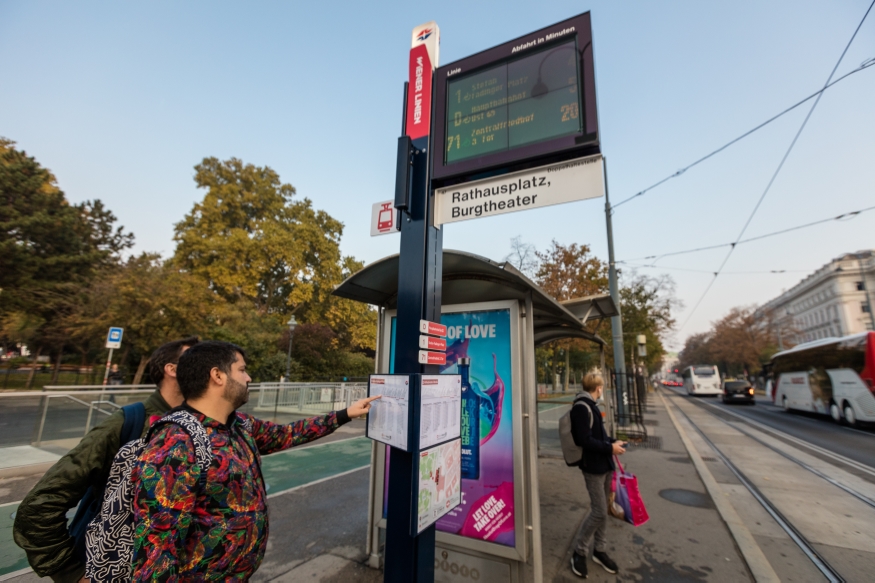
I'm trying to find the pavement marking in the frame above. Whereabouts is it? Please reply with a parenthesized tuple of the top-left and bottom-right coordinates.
(701, 399, 875, 478)
(267, 465, 369, 499)
(0, 567, 32, 582)
(0, 436, 373, 579)
(659, 389, 780, 583)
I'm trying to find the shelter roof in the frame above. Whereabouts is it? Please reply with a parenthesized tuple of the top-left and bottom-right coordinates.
(332, 249, 611, 347)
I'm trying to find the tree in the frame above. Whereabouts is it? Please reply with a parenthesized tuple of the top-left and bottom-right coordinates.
(535, 240, 609, 302)
(172, 157, 344, 316)
(504, 236, 538, 278)
(707, 306, 774, 376)
(0, 138, 133, 387)
(62, 255, 219, 383)
(616, 272, 681, 372)
(678, 332, 714, 371)
(534, 241, 610, 390)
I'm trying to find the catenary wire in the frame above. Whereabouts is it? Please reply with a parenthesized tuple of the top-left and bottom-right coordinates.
(618, 262, 817, 275)
(678, 0, 875, 331)
(619, 203, 875, 263)
(612, 57, 875, 210)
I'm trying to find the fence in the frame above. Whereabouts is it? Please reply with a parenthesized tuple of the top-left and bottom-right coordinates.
(255, 382, 368, 414)
(610, 371, 648, 441)
(0, 382, 368, 450)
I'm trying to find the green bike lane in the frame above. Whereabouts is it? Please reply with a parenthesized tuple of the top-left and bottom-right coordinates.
(0, 436, 372, 579)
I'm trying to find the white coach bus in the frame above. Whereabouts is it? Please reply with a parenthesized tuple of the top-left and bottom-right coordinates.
(770, 331, 875, 426)
(682, 365, 722, 396)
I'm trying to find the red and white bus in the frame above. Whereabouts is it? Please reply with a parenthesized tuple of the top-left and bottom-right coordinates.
(770, 331, 875, 426)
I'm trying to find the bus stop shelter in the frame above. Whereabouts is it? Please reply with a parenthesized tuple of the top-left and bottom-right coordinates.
(333, 249, 617, 583)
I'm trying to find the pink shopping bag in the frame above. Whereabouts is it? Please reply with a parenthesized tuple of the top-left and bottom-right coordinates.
(613, 456, 649, 526)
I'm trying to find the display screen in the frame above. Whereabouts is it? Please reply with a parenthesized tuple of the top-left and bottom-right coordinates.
(445, 40, 582, 164)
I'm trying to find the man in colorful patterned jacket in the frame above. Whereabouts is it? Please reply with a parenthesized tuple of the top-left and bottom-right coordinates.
(130, 340, 379, 580)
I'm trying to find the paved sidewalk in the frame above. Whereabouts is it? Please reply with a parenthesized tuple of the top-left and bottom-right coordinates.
(4, 398, 757, 582)
(533, 392, 751, 582)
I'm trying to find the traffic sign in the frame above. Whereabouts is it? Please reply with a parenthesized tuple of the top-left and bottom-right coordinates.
(418, 320, 447, 337)
(371, 200, 400, 236)
(105, 327, 124, 349)
(418, 350, 447, 365)
(419, 335, 446, 351)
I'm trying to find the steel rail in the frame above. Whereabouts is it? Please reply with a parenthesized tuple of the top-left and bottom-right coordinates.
(695, 401, 875, 511)
(699, 398, 875, 480)
(668, 393, 846, 583)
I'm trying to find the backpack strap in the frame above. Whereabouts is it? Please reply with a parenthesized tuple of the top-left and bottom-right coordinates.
(120, 402, 146, 444)
(572, 395, 594, 429)
(147, 410, 213, 490)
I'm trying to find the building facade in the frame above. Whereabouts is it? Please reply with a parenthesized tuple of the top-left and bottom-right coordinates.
(758, 250, 875, 347)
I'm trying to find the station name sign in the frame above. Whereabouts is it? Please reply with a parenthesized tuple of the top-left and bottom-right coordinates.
(431, 12, 599, 184)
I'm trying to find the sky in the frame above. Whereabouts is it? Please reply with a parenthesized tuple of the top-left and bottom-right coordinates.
(2, 0, 874, 350)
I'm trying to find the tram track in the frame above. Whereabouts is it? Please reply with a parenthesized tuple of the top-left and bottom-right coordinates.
(700, 399, 875, 480)
(662, 389, 858, 583)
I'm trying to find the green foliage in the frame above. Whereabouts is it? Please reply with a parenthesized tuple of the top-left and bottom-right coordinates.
(617, 272, 680, 371)
(172, 157, 344, 315)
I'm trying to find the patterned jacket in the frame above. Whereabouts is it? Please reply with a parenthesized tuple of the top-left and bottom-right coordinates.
(130, 405, 350, 581)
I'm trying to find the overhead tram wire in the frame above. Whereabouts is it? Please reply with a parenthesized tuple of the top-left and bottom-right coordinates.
(678, 0, 875, 331)
(619, 263, 825, 276)
(612, 57, 875, 210)
(619, 203, 875, 263)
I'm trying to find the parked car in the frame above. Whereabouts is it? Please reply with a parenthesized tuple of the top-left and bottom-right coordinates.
(722, 379, 755, 405)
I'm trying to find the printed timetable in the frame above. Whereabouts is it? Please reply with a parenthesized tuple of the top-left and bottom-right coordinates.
(419, 374, 462, 450)
(445, 39, 582, 164)
(366, 375, 411, 451)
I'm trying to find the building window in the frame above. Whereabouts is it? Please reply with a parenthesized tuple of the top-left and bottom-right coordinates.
(864, 303, 872, 314)
(856, 281, 865, 291)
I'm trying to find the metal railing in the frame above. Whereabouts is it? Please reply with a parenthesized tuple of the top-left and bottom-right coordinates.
(1, 383, 369, 450)
(255, 382, 368, 414)
(610, 371, 648, 441)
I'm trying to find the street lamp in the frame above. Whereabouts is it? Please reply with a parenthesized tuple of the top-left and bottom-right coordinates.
(285, 315, 297, 382)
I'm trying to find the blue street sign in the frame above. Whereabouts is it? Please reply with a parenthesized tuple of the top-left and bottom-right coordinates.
(106, 327, 124, 349)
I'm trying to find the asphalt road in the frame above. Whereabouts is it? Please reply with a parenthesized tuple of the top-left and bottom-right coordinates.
(666, 386, 875, 474)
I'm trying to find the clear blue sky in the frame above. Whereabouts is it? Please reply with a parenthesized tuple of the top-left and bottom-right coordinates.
(2, 0, 874, 349)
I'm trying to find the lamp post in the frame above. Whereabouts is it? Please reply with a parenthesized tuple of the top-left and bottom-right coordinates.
(285, 316, 297, 382)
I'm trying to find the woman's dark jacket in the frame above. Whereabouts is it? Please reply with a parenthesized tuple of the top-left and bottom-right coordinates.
(570, 392, 616, 475)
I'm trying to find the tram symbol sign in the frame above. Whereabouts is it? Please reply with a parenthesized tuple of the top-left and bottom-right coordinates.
(371, 200, 400, 236)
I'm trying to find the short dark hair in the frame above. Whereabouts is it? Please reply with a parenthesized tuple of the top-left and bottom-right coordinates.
(147, 336, 200, 386)
(176, 341, 246, 401)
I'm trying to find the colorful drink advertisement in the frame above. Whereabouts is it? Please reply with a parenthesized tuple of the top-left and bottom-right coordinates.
(387, 308, 516, 547)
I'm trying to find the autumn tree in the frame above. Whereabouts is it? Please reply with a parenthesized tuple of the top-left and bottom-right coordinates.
(707, 306, 775, 376)
(678, 332, 714, 371)
(534, 241, 610, 389)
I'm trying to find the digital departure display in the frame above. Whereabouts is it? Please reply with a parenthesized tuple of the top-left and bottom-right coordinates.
(444, 40, 582, 165)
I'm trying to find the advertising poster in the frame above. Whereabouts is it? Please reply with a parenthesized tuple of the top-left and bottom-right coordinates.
(416, 439, 462, 534)
(386, 308, 515, 547)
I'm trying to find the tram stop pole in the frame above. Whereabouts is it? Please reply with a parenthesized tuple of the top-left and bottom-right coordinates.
(384, 22, 441, 583)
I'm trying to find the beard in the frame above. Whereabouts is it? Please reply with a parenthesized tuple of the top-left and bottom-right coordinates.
(224, 376, 250, 410)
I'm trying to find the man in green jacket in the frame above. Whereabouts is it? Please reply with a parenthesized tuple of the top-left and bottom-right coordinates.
(13, 336, 198, 582)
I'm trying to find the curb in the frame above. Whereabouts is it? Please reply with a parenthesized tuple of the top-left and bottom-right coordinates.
(658, 389, 780, 583)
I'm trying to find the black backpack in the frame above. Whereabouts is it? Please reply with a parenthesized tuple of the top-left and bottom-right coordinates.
(68, 402, 146, 564)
